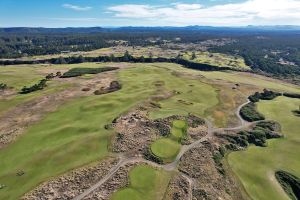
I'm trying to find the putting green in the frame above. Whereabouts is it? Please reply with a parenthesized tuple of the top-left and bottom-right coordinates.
(111, 165, 172, 200)
(151, 120, 187, 162)
(171, 120, 187, 139)
(228, 96, 300, 200)
(151, 138, 181, 160)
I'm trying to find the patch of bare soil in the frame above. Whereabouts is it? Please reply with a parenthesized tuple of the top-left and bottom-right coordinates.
(179, 143, 243, 200)
(22, 157, 119, 200)
(0, 71, 116, 149)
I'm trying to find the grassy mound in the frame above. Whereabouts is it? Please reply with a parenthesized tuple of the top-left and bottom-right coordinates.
(111, 165, 171, 200)
(150, 138, 181, 161)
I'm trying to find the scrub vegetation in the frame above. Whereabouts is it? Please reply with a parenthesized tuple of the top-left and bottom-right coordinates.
(61, 67, 118, 78)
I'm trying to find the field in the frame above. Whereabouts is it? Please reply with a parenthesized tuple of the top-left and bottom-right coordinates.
(1, 61, 300, 199)
(0, 65, 46, 90)
(182, 51, 250, 70)
(147, 65, 219, 120)
(228, 96, 300, 200)
(5, 44, 250, 71)
(0, 63, 218, 199)
(111, 165, 172, 200)
(0, 65, 160, 199)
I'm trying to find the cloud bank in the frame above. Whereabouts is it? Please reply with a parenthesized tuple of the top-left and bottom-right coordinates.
(108, 0, 300, 26)
(63, 4, 92, 11)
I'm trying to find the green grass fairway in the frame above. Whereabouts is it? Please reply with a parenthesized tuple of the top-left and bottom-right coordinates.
(171, 120, 187, 139)
(3, 62, 298, 199)
(154, 63, 300, 94)
(148, 65, 218, 120)
(111, 165, 172, 200)
(150, 138, 181, 160)
(0, 65, 168, 199)
(0, 65, 46, 90)
(0, 81, 72, 116)
(0, 63, 114, 116)
(228, 96, 300, 200)
(198, 71, 300, 94)
(0, 63, 218, 199)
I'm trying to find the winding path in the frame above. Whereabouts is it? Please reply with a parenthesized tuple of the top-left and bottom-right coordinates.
(72, 100, 251, 200)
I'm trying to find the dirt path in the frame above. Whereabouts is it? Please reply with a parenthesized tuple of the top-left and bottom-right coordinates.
(72, 99, 252, 200)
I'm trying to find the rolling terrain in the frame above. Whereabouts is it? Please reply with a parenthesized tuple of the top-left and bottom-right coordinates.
(0, 47, 299, 200)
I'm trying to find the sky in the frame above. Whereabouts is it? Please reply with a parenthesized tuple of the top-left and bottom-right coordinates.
(1, 0, 300, 27)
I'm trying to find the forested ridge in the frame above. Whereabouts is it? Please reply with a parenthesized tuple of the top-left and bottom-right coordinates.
(1, 27, 300, 82)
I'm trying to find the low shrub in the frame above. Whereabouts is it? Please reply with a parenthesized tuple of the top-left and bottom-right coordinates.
(143, 148, 163, 164)
(61, 67, 118, 78)
(283, 93, 300, 99)
(20, 79, 47, 94)
(0, 83, 7, 90)
(213, 150, 225, 175)
(249, 92, 261, 102)
(256, 121, 278, 131)
(292, 110, 300, 117)
(240, 102, 265, 122)
(20, 73, 57, 94)
(249, 89, 281, 102)
(275, 171, 300, 200)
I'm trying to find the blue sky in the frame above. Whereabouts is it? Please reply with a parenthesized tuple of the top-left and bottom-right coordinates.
(1, 0, 300, 27)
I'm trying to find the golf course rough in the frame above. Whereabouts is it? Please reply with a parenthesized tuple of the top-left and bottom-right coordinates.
(228, 96, 300, 200)
(111, 165, 172, 200)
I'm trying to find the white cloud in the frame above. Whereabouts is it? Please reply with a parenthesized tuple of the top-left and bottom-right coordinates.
(107, 0, 300, 26)
(174, 3, 202, 10)
(62, 4, 92, 11)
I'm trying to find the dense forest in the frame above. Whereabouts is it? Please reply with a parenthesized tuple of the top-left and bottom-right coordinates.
(211, 34, 300, 80)
(0, 27, 299, 82)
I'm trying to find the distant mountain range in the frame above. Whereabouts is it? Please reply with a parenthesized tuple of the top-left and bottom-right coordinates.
(0, 25, 300, 33)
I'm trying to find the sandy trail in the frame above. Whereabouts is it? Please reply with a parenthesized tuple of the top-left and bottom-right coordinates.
(72, 103, 250, 200)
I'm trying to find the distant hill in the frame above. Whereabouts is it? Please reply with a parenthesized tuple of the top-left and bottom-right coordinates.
(1, 26, 300, 33)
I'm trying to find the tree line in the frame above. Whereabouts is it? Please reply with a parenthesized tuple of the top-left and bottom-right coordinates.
(0, 53, 236, 72)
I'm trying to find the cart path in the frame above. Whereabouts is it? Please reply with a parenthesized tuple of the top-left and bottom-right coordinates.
(73, 100, 252, 200)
